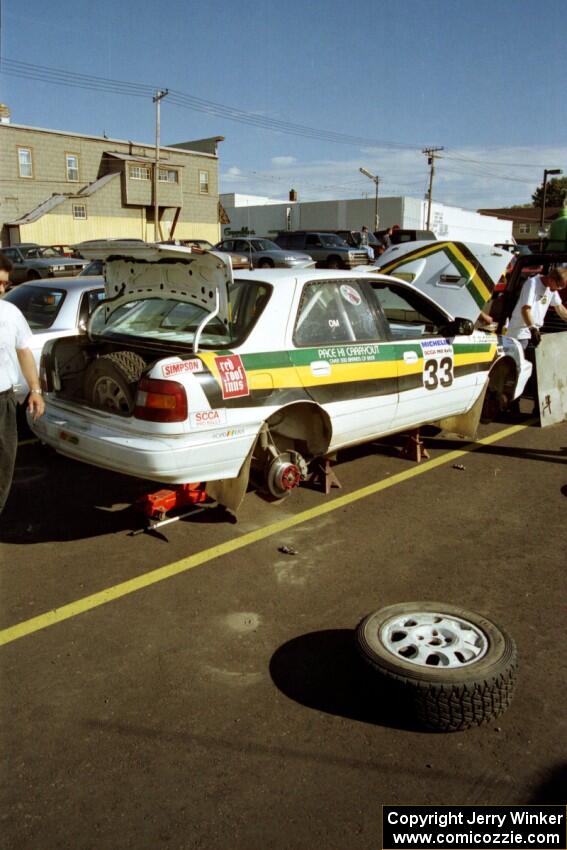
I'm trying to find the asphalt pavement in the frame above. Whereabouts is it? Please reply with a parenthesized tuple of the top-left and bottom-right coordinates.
(1, 412, 566, 850)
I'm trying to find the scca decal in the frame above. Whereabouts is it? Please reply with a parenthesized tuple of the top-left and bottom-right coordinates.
(214, 354, 249, 399)
(190, 410, 227, 428)
(162, 359, 203, 377)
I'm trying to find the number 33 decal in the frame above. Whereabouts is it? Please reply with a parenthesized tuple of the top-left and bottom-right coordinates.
(424, 357, 453, 390)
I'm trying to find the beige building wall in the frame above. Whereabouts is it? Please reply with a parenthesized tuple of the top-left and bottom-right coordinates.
(1, 123, 222, 245)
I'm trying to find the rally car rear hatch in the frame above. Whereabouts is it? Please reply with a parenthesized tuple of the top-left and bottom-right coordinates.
(377, 240, 513, 322)
(76, 241, 233, 349)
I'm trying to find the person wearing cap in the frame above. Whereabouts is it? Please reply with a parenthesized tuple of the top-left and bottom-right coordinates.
(0, 253, 45, 515)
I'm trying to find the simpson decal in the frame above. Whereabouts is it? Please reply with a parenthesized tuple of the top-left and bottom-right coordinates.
(190, 410, 227, 428)
(162, 359, 203, 377)
(215, 354, 249, 399)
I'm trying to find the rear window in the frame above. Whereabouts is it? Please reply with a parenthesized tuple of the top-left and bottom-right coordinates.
(91, 280, 271, 348)
(3, 284, 67, 330)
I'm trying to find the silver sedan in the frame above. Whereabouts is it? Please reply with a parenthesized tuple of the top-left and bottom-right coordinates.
(215, 237, 315, 269)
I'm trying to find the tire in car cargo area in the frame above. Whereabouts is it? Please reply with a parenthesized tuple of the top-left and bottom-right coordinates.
(84, 351, 146, 415)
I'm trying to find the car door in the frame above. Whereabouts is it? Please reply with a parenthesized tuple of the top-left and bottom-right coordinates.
(290, 278, 399, 447)
(369, 281, 493, 429)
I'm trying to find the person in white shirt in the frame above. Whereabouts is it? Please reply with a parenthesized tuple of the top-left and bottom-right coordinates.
(507, 268, 567, 348)
(0, 254, 45, 515)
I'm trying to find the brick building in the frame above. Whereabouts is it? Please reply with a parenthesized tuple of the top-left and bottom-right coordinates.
(0, 118, 224, 246)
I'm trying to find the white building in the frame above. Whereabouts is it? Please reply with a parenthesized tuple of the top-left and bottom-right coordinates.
(220, 193, 512, 245)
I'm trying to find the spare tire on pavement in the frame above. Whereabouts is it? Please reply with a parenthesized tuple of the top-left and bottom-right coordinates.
(85, 351, 146, 415)
(356, 601, 518, 732)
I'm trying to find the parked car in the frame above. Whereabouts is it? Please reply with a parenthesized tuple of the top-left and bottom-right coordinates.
(2, 275, 105, 402)
(215, 237, 314, 269)
(164, 239, 252, 270)
(328, 229, 381, 254)
(46, 244, 84, 259)
(2, 244, 89, 284)
(273, 231, 369, 268)
(375, 228, 437, 246)
(30, 240, 529, 512)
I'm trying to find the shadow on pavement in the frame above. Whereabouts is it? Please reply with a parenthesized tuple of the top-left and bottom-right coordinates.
(528, 764, 567, 803)
(269, 629, 419, 732)
(0, 449, 232, 544)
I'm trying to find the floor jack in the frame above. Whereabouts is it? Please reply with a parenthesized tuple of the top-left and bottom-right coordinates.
(129, 483, 215, 536)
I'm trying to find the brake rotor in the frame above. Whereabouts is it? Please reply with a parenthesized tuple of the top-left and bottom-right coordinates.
(266, 452, 303, 498)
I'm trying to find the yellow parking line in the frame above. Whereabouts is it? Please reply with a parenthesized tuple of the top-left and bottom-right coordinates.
(0, 422, 531, 648)
(18, 438, 39, 447)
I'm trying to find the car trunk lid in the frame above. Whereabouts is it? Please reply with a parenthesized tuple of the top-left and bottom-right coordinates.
(76, 241, 233, 345)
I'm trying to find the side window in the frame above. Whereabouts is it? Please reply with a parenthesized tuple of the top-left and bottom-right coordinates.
(3, 248, 18, 261)
(294, 281, 382, 347)
(234, 240, 251, 252)
(220, 240, 234, 251)
(305, 234, 321, 247)
(371, 284, 445, 339)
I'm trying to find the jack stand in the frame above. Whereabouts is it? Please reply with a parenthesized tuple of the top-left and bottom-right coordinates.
(399, 428, 430, 463)
(311, 457, 342, 495)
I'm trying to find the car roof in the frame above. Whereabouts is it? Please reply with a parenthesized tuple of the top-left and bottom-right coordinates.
(15, 275, 103, 289)
(233, 268, 387, 285)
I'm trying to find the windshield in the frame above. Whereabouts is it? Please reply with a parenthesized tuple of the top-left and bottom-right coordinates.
(91, 280, 271, 347)
(3, 285, 67, 330)
(25, 246, 63, 259)
(321, 234, 348, 248)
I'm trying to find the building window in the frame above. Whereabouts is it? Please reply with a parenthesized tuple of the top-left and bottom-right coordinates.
(18, 147, 33, 178)
(129, 165, 151, 180)
(199, 170, 209, 194)
(519, 224, 532, 235)
(158, 168, 179, 183)
(66, 153, 80, 182)
(73, 204, 87, 220)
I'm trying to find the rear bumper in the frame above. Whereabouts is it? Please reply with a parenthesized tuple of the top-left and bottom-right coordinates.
(30, 404, 257, 484)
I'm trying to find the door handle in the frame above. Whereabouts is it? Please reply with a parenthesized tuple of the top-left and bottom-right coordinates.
(310, 360, 331, 377)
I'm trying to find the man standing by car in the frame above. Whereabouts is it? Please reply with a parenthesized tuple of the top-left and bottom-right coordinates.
(506, 267, 567, 413)
(507, 267, 567, 348)
(0, 254, 45, 515)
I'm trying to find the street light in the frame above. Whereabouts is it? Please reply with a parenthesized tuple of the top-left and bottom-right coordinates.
(359, 167, 380, 230)
(539, 167, 563, 249)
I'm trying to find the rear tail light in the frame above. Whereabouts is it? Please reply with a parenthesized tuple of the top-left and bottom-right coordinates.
(134, 377, 188, 422)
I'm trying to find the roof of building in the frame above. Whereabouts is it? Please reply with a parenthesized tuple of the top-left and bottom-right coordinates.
(0, 122, 218, 159)
(477, 206, 562, 222)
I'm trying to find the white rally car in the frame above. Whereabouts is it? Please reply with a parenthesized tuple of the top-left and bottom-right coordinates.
(31, 240, 530, 510)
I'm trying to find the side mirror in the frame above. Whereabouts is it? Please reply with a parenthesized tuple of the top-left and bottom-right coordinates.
(441, 317, 475, 336)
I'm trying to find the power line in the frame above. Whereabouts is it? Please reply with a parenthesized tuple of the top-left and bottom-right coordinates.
(1, 58, 423, 150)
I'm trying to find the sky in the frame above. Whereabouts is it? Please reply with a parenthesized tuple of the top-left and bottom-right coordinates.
(1, 0, 566, 210)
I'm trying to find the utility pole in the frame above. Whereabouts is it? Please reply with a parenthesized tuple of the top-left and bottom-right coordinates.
(153, 88, 169, 242)
(423, 147, 444, 231)
(539, 167, 562, 249)
(359, 167, 380, 230)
